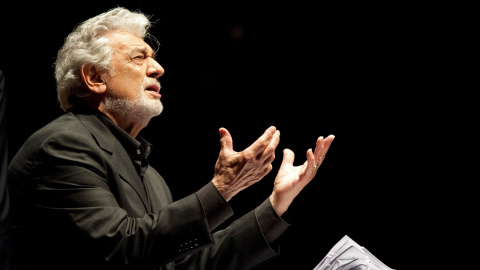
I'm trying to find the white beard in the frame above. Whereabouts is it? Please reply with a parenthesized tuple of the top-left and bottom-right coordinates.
(103, 89, 163, 122)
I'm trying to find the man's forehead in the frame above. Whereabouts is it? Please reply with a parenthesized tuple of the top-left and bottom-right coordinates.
(107, 30, 154, 54)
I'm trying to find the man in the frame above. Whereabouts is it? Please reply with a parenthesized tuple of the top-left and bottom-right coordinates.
(8, 7, 334, 270)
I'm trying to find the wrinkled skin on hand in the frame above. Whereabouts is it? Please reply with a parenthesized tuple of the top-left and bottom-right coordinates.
(212, 126, 281, 201)
(270, 135, 335, 216)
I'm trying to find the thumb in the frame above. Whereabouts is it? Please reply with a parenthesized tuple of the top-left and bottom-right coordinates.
(219, 127, 233, 152)
(280, 148, 295, 168)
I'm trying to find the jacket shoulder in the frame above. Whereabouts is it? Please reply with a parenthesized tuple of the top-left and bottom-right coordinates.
(9, 112, 100, 168)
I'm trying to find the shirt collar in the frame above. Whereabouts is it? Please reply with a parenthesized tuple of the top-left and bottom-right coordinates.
(92, 110, 153, 160)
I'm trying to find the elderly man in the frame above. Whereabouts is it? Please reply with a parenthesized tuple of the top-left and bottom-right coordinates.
(8, 7, 334, 270)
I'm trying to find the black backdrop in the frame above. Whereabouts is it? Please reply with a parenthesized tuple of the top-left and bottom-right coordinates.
(1, 1, 468, 269)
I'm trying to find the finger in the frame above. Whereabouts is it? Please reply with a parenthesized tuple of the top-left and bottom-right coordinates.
(306, 148, 316, 171)
(259, 130, 280, 161)
(219, 128, 233, 152)
(314, 135, 335, 165)
(246, 126, 277, 156)
(324, 134, 335, 149)
(314, 136, 325, 165)
(263, 163, 273, 175)
(262, 150, 276, 167)
(280, 148, 295, 168)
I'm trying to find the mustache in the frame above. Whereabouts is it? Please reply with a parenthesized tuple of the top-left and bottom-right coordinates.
(143, 79, 161, 90)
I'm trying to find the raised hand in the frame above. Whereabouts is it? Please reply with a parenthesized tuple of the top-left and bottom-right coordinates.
(269, 135, 335, 216)
(212, 126, 281, 201)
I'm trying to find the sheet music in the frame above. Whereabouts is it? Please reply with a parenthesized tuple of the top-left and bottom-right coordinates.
(313, 235, 394, 270)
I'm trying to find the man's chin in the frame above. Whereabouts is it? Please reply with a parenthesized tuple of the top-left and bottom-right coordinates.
(104, 96, 163, 120)
(147, 102, 163, 117)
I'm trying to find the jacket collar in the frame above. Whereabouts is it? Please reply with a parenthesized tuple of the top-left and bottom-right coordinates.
(71, 107, 152, 212)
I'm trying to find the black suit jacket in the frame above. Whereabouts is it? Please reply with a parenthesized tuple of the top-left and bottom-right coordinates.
(8, 109, 289, 270)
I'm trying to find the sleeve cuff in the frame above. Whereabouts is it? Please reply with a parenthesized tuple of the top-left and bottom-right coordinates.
(255, 198, 291, 244)
(196, 182, 234, 231)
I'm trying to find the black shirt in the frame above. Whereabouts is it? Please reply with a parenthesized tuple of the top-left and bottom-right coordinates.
(95, 111, 152, 180)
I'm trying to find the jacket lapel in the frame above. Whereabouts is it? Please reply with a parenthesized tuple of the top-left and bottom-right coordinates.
(76, 113, 152, 213)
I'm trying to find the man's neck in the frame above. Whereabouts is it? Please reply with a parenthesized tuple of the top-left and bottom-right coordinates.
(97, 105, 150, 138)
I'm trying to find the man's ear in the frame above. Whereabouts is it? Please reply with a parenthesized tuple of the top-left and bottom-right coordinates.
(81, 63, 107, 94)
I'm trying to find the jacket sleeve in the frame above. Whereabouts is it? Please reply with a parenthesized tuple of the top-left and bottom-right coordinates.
(175, 193, 291, 270)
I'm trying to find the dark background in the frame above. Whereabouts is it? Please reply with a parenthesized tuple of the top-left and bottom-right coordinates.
(0, 1, 473, 269)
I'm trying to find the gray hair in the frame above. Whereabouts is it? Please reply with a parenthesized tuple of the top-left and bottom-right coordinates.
(54, 7, 154, 111)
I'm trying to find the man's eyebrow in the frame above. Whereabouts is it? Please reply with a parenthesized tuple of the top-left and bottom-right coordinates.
(132, 46, 156, 58)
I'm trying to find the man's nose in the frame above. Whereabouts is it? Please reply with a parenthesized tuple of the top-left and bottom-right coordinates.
(147, 58, 164, 79)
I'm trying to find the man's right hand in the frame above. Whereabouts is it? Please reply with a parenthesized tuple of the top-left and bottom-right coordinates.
(212, 126, 280, 201)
